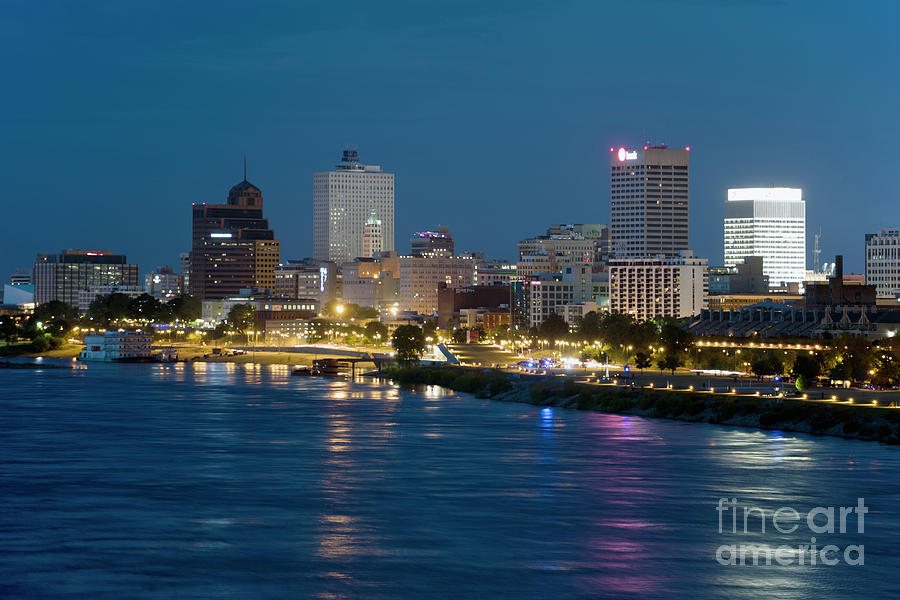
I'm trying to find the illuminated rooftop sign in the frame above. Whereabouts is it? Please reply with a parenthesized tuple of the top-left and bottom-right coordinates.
(617, 147, 638, 162)
(727, 188, 802, 202)
(210, 233, 233, 238)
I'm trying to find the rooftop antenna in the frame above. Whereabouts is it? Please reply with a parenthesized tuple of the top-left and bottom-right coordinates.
(813, 230, 821, 274)
(243, 154, 247, 181)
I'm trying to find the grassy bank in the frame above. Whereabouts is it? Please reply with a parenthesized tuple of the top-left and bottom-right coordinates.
(0, 342, 83, 359)
(384, 366, 900, 445)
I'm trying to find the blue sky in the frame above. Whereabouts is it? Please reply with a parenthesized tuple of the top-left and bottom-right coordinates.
(2, 0, 898, 279)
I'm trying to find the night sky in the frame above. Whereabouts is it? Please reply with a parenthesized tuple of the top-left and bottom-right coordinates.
(3, 1, 898, 280)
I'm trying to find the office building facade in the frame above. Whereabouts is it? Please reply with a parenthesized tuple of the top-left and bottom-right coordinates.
(9, 271, 32, 286)
(724, 188, 805, 289)
(517, 224, 607, 278)
(411, 226, 454, 258)
(610, 146, 690, 257)
(342, 253, 474, 316)
(865, 228, 900, 298)
(145, 266, 184, 298)
(274, 259, 337, 306)
(33, 250, 139, 307)
(526, 265, 608, 327)
(362, 210, 384, 258)
(190, 177, 280, 299)
(314, 150, 394, 263)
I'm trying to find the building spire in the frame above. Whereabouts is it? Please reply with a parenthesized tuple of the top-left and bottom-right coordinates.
(243, 154, 247, 181)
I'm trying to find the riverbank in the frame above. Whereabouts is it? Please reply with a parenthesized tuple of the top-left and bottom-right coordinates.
(0, 342, 83, 359)
(7, 341, 379, 367)
(173, 345, 381, 367)
(384, 366, 900, 445)
(0, 360, 72, 369)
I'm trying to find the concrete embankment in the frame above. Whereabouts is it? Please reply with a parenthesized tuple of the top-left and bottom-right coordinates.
(384, 366, 900, 445)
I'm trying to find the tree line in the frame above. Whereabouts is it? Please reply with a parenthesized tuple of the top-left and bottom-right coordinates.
(0, 294, 202, 353)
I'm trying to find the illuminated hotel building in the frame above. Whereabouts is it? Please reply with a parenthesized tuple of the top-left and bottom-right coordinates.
(609, 146, 690, 258)
(190, 177, 280, 299)
(865, 228, 900, 298)
(608, 251, 708, 320)
(314, 150, 395, 263)
(723, 188, 805, 289)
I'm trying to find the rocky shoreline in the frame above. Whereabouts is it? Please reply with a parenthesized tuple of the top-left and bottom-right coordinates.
(384, 366, 900, 445)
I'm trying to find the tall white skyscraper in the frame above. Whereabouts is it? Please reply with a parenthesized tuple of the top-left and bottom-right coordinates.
(724, 188, 806, 288)
(610, 145, 690, 258)
(314, 150, 394, 263)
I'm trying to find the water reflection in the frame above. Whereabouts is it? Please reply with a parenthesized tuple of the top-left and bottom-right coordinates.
(1, 363, 897, 599)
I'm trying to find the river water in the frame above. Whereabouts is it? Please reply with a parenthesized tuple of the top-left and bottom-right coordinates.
(2, 361, 899, 599)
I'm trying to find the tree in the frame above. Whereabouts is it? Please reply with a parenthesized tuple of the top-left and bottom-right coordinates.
(33, 300, 77, 323)
(0, 316, 18, 346)
(539, 313, 569, 344)
(792, 354, 821, 383)
(452, 328, 468, 344)
(750, 351, 784, 378)
(579, 311, 602, 341)
(169, 295, 201, 322)
(827, 336, 872, 383)
(829, 360, 851, 382)
(391, 324, 425, 366)
(322, 300, 378, 319)
(227, 304, 256, 333)
(634, 352, 652, 373)
(357, 306, 379, 319)
(595, 312, 657, 362)
(657, 354, 682, 375)
(87, 293, 132, 326)
(597, 312, 637, 350)
(31, 334, 51, 353)
(751, 356, 776, 378)
(130, 294, 161, 321)
(795, 374, 809, 392)
(152, 301, 176, 324)
(871, 350, 900, 387)
(657, 317, 694, 354)
(364, 321, 388, 344)
(422, 321, 437, 341)
(212, 321, 231, 340)
(768, 353, 784, 376)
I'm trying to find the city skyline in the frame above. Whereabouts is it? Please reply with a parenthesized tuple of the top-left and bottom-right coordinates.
(3, 2, 899, 279)
(4, 140, 890, 280)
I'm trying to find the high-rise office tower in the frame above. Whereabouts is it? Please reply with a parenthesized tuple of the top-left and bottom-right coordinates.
(33, 250, 139, 306)
(724, 188, 805, 288)
(865, 228, 900, 298)
(609, 145, 690, 257)
(313, 150, 395, 263)
(179, 252, 191, 292)
(362, 209, 384, 258)
(190, 174, 280, 299)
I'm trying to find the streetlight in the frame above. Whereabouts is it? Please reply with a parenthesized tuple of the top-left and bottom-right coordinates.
(335, 304, 345, 316)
